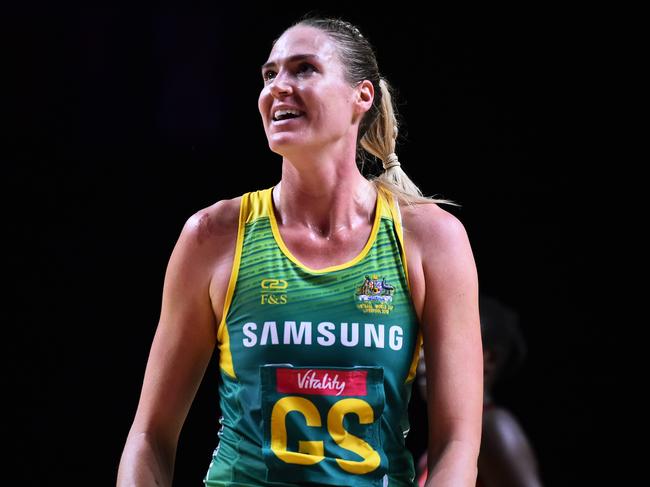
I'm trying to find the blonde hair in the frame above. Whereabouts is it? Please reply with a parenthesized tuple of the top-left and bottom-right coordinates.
(290, 14, 459, 208)
(361, 78, 458, 207)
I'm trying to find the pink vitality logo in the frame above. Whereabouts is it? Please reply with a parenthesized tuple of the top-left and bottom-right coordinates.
(276, 368, 368, 397)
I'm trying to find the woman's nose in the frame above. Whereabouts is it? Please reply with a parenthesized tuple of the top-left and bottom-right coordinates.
(269, 72, 293, 97)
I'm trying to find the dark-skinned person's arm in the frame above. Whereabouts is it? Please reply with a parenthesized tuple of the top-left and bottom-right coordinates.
(478, 407, 544, 487)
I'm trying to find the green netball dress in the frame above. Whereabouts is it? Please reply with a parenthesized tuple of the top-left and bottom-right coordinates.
(204, 185, 423, 487)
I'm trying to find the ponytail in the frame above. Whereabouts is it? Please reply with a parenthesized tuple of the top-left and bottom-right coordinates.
(361, 78, 459, 207)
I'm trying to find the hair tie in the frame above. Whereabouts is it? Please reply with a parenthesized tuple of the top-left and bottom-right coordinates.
(382, 153, 400, 170)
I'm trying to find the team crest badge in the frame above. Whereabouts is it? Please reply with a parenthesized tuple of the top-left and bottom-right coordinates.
(355, 274, 395, 315)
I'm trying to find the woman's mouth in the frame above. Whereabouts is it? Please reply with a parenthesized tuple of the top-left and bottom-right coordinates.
(271, 114, 305, 125)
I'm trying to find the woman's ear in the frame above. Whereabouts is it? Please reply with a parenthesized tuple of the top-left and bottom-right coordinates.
(353, 79, 374, 119)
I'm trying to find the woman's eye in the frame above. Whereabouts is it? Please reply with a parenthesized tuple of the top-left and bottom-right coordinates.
(263, 63, 315, 82)
(298, 63, 315, 74)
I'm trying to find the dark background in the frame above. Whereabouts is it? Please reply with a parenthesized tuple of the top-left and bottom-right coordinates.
(8, 5, 608, 486)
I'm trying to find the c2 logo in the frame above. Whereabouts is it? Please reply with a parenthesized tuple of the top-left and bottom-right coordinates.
(261, 278, 288, 290)
(270, 396, 381, 474)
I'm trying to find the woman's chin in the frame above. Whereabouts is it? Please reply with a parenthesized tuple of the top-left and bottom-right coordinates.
(268, 136, 310, 153)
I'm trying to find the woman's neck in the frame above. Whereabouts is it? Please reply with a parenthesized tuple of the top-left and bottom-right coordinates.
(273, 161, 377, 239)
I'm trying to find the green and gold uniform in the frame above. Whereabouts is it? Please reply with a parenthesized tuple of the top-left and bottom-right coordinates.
(204, 185, 422, 487)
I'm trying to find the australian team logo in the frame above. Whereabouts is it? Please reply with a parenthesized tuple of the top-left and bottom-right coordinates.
(355, 274, 395, 315)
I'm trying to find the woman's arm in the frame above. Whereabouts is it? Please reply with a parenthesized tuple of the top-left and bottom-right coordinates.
(117, 206, 230, 486)
(414, 207, 483, 487)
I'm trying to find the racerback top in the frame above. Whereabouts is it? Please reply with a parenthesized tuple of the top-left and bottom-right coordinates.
(204, 185, 422, 487)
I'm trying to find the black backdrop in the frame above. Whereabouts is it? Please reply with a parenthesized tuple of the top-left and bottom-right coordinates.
(8, 5, 608, 486)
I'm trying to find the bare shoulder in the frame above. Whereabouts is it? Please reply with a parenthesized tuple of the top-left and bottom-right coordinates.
(181, 196, 242, 250)
(483, 406, 533, 449)
(481, 406, 540, 469)
(166, 196, 243, 324)
(483, 406, 523, 432)
(400, 202, 471, 259)
(398, 202, 475, 319)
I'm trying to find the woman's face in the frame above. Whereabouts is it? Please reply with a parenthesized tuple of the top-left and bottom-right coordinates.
(258, 25, 367, 157)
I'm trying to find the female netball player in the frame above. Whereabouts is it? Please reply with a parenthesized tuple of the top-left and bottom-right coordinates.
(117, 14, 483, 487)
